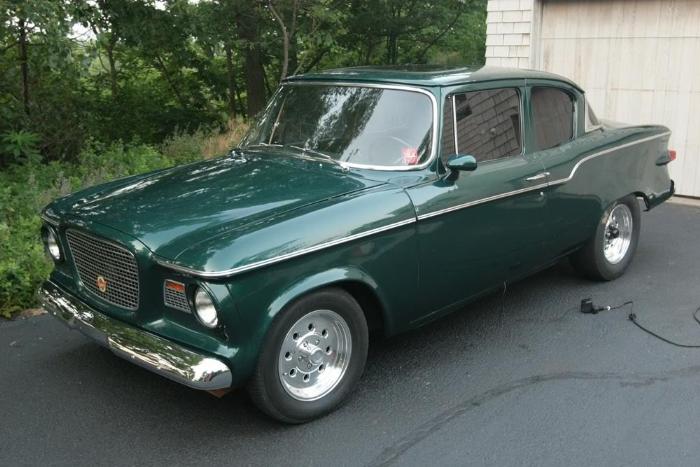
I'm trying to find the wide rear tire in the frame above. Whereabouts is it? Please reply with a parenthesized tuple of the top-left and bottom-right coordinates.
(570, 195, 641, 281)
(248, 287, 368, 423)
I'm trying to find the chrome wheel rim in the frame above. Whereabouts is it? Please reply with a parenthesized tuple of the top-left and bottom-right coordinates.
(278, 309, 352, 401)
(603, 204, 633, 264)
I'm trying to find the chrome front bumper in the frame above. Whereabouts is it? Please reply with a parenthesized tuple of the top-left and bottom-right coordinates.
(38, 280, 232, 390)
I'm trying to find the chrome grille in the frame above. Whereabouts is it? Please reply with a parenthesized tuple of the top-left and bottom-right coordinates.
(164, 283, 191, 313)
(66, 229, 140, 310)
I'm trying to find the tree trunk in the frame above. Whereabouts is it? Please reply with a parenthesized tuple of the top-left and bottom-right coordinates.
(18, 18, 29, 115)
(224, 43, 237, 118)
(364, 36, 374, 64)
(262, 62, 272, 97)
(106, 34, 118, 98)
(154, 54, 187, 108)
(268, 1, 289, 81)
(237, 15, 266, 117)
(387, 32, 398, 64)
(288, 39, 298, 76)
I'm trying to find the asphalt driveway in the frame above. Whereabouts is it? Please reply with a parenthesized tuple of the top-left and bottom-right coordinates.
(2, 201, 700, 466)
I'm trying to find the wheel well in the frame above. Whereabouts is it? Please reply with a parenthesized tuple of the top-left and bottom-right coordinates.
(333, 281, 385, 334)
(633, 191, 651, 211)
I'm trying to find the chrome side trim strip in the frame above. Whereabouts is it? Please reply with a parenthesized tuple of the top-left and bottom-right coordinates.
(417, 181, 549, 221)
(156, 133, 670, 277)
(155, 218, 417, 279)
(417, 131, 671, 221)
(39, 280, 232, 390)
(547, 131, 671, 186)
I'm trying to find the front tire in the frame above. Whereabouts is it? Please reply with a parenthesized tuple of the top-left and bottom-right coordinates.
(570, 195, 641, 281)
(248, 288, 368, 423)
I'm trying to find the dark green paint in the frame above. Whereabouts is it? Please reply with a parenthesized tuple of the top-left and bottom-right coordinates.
(286, 65, 583, 91)
(43, 66, 674, 388)
(446, 154, 478, 171)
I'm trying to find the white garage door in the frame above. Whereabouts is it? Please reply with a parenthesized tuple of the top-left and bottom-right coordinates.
(537, 0, 700, 197)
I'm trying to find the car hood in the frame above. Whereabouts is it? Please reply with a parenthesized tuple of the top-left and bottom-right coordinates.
(46, 152, 384, 259)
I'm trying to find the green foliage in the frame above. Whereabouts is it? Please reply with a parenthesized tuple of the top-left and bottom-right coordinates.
(0, 135, 243, 318)
(1, 130, 41, 164)
(1, 0, 487, 162)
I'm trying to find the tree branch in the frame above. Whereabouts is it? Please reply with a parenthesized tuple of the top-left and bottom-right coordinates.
(268, 0, 289, 81)
(416, 10, 463, 62)
(297, 46, 330, 75)
(0, 42, 18, 54)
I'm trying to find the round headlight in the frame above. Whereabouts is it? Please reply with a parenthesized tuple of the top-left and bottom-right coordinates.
(194, 288, 218, 328)
(46, 228, 62, 261)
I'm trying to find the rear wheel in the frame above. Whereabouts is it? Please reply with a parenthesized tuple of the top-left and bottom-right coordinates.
(248, 288, 368, 423)
(570, 195, 641, 281)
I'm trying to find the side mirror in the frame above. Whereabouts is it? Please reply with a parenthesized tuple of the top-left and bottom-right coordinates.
(446, 154, 478, 172)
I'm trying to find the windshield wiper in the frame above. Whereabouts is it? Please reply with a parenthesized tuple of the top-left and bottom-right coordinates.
(241, 143, 346, 169)
(243, 143, 283, 150)
(286, 144, 345, 168)
(288, 145, 331, 160)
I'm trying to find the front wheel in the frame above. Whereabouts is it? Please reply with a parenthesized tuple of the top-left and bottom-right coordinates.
(570, 195, 641, 281)
(248, 288, 368, 423)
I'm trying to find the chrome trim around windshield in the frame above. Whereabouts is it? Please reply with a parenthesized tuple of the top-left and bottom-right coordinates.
(154, 217, 417, 279)
(276, 81, 439, 172)
(39, 280, 232, 390)
(452, 95, 459, 153)
(418, 131, 671, 221)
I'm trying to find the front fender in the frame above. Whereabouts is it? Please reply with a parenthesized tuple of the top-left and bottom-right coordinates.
(265, 266, 387, 327)
(224, 218, 418, 383)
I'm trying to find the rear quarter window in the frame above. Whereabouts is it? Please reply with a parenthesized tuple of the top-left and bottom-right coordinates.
(531, 87, 574, 150)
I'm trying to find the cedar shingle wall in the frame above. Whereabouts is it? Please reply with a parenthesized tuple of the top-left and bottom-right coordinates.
(485, 0, 534, 68)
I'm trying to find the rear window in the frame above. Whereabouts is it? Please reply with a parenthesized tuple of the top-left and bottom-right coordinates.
(531, 87, 574, 150)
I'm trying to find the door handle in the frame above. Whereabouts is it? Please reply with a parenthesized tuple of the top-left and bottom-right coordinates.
(525, 172, 550, 182)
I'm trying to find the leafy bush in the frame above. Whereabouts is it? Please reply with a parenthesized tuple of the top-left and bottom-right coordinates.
(0, 125, 246, 318)
(1, 130, 42, 165)
(161, 119, 249, 161)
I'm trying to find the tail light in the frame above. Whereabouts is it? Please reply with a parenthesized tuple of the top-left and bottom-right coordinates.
(668, 149, 676, 162)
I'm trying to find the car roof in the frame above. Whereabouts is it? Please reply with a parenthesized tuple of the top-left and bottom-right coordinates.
(285, 65, 582, 91)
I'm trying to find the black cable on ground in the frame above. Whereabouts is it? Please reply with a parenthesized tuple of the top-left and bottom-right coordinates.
(580, 299, 700, 348)
(628, 305, 700, 349)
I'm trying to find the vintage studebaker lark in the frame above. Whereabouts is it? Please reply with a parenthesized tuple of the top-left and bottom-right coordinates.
(39, 66, 675, 422)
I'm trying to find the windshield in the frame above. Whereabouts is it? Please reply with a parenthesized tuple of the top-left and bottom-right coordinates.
(241, 84, 434, 168)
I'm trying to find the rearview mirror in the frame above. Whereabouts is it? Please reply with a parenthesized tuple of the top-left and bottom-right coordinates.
(446, 154, 478, 172)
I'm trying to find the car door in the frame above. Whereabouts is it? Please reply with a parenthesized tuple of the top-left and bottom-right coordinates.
(525, 82, 600, 257)
(405, 83, 551, 324)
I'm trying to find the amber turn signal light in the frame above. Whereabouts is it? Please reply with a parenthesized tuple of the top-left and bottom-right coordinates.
(164, 280, 186, 293)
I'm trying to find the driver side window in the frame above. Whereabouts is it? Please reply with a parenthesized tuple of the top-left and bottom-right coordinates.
(441, 88, 522, 164)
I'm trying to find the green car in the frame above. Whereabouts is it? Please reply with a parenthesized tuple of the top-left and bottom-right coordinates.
(39, 66, 674, 423)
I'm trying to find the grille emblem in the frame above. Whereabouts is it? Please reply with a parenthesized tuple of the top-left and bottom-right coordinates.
(96, 275, 108, 293)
